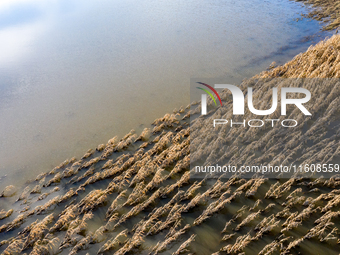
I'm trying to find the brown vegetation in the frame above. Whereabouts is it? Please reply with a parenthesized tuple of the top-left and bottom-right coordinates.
(296, 0, 340, 30)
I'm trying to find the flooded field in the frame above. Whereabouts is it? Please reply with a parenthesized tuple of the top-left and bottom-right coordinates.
(1, 32, 340, 254)
(0, 0, 329, 187)
(1, 0, 340, 254)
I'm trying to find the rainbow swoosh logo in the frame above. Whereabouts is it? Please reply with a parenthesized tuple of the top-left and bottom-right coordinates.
(196, 82, 223, 106)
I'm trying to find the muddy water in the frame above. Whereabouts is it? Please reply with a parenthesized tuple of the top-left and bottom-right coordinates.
(0, 0, 328, 187)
